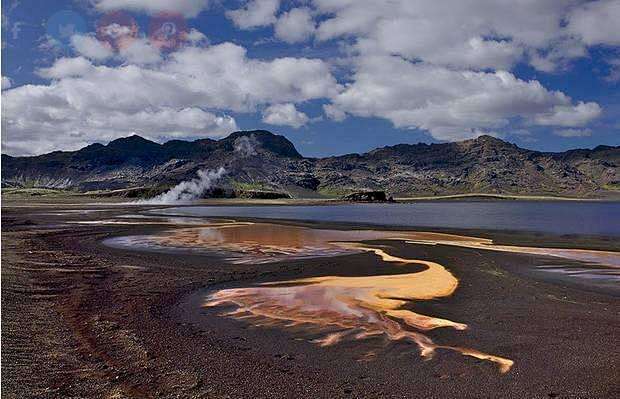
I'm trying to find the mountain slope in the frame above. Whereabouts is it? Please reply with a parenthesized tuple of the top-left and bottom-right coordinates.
(315, 136, 619, 197)
(2, 131, 619, 198)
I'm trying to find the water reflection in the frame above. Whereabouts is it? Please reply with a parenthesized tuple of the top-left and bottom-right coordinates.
(105, 221, 620, 373)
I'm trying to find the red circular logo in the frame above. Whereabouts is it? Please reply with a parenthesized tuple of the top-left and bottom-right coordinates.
(96, 11, 138, 51)
(149, 13, 188, 52)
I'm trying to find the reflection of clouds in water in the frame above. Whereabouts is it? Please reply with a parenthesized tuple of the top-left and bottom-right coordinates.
(105, 221, 620, 371)
(121, 222, 620, 270)
(152, 224, 360, 263)
(198, 227, 224, 243)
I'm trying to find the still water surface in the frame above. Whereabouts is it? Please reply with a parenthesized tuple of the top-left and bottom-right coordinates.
(154, 201, 620, 236)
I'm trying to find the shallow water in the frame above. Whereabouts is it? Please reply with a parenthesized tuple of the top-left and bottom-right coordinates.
(154, 201, 620, 236)
(103, 219, 619, 372)
(105, 221, 620, 268)
(205, 242, 513, 373)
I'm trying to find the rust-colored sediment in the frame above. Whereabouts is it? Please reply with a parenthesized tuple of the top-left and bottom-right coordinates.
(151, 224, 407, 263)
(124, 221, 620, 373)
(149, 223, 620, 267)
(205, 241, 514, 373)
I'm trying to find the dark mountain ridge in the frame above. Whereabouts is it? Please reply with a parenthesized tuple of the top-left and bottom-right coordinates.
(2, 130, 619, 198)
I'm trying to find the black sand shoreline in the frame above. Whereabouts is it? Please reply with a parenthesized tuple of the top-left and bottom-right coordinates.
(2, 202, 619, 398)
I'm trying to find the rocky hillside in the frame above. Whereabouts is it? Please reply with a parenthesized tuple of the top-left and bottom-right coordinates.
(2, 130, 619, 198)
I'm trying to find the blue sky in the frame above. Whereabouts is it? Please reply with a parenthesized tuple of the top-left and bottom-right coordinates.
(2, 0, 619, 157)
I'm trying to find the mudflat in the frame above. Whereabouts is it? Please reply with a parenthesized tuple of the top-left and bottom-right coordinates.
(1, 200, 619, 398)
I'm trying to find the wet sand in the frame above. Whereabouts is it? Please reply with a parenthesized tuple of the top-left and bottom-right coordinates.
(2, 200, 619, 398)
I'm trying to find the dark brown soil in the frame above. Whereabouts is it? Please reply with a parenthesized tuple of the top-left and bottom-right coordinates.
(2, 202, 619, 398)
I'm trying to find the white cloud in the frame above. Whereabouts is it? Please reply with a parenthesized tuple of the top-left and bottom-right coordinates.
(535, 102, 602, 127)
(99, 23, 133, 39)
(604, 58, 620, 83)
(327, 55, 601, 141)
(312, 0, 573, 70)
(37, 34, 62, 55)
(36, 56, 95, 79)
(292, 1, 607, 139)
(1, 76, 237, 154)
(2, 76, 12, 90)
(88, 107, 237, 138)
(94, 0, 209, 18)
(226, 0, 279, 29)
(164, 43, 340, 111)
(274, 8, 315, 43)
(5, 1, 615, 154)
(323, 103, 346, 122)
(2, 43, 339, 155)
(262, 103, 309, 128)
(553, 128, 593, 137)
(567, 0, 620, 46)
(119, 39, 162, 65)
(186, 28, 208, 44)
(528, 38, 587, 73)
(309, 0, 620, 72)
(71, 34, 161, 66)
(70, 34, 114, 61)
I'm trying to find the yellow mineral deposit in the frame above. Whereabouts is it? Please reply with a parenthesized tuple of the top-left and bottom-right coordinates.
(138, 221, 620, 374)
(401, 235, 620, 268)
(201, 231, 514, 373)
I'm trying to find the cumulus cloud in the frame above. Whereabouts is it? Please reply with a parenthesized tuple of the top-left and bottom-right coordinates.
(71, 34, 162, 65)
(262, 103, 309, 128)
(4, 1, 614, 154)
(164, 43, 340, 111)
(274, 8, 315, 43)
(186, 28, 208, 44)
(567, 0, 620, 46)
(535, 102, 602, 127)
(553, 128, 593, 137)
(70, 34, 114, 61)
(308, 0, 620, 72)
(327, 55, 601, 141)
(528, 38, 587, 73)
(36, 56, 95, 79)
(289, 0, 607, 140)
(2, 76, 13, 90)
(1, 81, 237, 155)
(119, 39, 162, 65)
(323, 103, 346, 122)
(226, 0, 280, 29)
(94, 0, 209, 18)
(1, 42, 339, 155)
(312, 0, 566, 70)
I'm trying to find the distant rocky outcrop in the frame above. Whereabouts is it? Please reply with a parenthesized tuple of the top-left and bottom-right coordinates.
(343, 191, 390, 202)
(236, 190, 291, 199)
(2, 130, 619, 198)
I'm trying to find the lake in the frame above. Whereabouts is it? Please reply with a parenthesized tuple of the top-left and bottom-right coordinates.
(152, 201, 620, 236)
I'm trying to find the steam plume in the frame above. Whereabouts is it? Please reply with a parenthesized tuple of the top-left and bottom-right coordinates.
(137, 167, 226, 205)
(234, 135, 258, 157)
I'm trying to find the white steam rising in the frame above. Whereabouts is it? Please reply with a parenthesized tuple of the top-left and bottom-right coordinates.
(137, 167, 226, 205)
(234, 135, 258, 157)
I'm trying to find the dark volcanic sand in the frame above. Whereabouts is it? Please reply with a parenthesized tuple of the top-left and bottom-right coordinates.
(1, 202, 619, 398)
